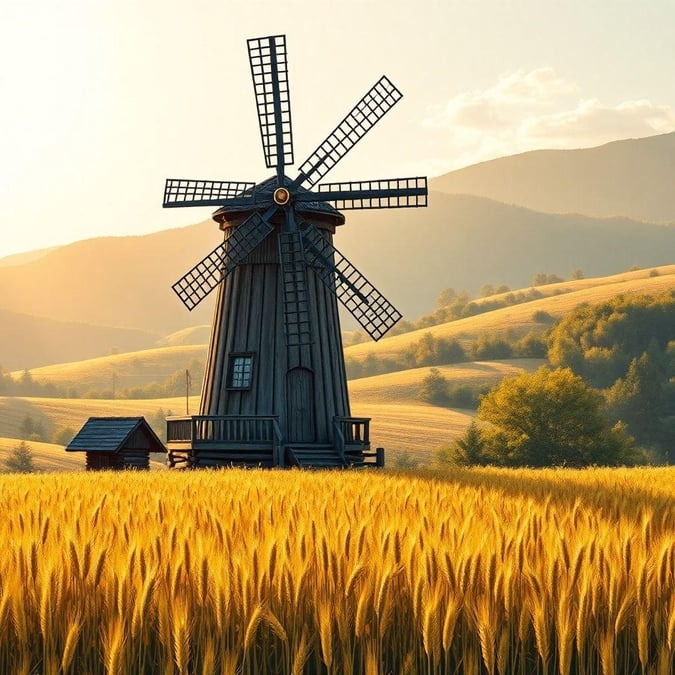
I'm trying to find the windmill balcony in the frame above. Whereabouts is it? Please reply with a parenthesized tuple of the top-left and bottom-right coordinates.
(166, 415, 382, 469)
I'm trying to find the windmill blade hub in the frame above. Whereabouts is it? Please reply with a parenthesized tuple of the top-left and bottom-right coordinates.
(273, 187, 291, 205)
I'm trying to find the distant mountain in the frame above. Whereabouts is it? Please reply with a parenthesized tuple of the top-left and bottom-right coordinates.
(337, 192, 675, 316)
(431, 132, 675, 223)
(0, 247, 60, 267)
(1, 195, 674, 336)
(0, 221, 218, 335)
(0, 308, 159, 371)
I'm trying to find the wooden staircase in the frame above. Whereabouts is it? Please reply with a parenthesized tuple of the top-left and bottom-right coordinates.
(286, 444, 347, 469)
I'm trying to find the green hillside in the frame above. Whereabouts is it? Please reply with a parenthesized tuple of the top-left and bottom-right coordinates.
(10, 265, 675, 396)
(348, 360, 542, 464)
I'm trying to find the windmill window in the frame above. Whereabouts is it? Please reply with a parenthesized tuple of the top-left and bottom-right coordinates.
(227, 354, 254, 389)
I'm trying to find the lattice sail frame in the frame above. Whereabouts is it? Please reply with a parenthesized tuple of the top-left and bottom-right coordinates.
(308, 177, 428, 210)
(301, 225, 402, 341)
(247, 35, 294, 171)
(165, 33, 428, 343)
(163, 179, 255, 208)
(172, 213, 273, 310)
(293, 76, 402, 189)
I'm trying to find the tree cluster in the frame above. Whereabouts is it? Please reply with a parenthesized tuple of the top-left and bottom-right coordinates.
(443, 367, 636, 468)
(548, 292, 675, 458)
(346, 329, 547, 380)
(417, 368, 488, 409)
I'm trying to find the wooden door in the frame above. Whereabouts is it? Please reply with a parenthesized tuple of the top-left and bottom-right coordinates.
(286, 367, 315, 442)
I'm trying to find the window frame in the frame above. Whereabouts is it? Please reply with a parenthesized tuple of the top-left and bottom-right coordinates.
(226, 353, 255, 390)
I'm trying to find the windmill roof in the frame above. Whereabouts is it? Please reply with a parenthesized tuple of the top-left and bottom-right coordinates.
(65, 417, 167, 454)
(213, 174, 345, 226)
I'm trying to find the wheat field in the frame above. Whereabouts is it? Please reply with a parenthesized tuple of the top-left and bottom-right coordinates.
(0, 467, 673, 674)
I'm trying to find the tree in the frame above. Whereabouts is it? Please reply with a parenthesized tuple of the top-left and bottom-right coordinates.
(605, 352, 666, 446)
(4, 441, 36, 473)
(548, 292, 675, 388)
(418, 368, 449, 405)
(451, 421, 489, 466)
(20, 414, 45, 441)
(532, 272, 564, 286)
(435, 287, 458, 309)
(53, 426, 76, 446)
(571, 268, 584, 280)
(472, 336, 512, 360)
(479, 283, 495, 298)
(478, 367, 635, 467)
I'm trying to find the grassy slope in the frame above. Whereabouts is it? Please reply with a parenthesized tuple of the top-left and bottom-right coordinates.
(0, 395, 198, 441)
(349, 360, 542, 462)
(155, 325, 211, 348)
(0, 438, 85, 472)
(17, 266, 675, 393)
(0, 437, 167, 472)
(345, 266, 675, 362)
(3, 267, 674, 468)
(13, 345, 206, 392)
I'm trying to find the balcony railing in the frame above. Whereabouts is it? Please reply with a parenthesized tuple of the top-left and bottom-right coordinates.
(334, 416, 370, 445)
(166, 415, 283, 464)
(333, 416, 382, 467)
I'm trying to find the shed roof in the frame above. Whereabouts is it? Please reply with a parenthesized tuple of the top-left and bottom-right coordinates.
(66, 417, 167, 454)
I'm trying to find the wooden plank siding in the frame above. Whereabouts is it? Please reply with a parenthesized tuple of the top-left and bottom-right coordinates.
(198, 214, 351, 451)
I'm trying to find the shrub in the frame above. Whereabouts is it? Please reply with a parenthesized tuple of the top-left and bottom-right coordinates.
(4, 441, 35, 473)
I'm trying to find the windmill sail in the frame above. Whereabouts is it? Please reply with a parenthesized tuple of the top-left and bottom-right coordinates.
(292, 76, 402, 189)
(163, 179, 255, 208)
(172, 212, 274, 310)
(247, 34, 294, 174)
(295, 177, 428, 210)
(301, 224, 401, 341)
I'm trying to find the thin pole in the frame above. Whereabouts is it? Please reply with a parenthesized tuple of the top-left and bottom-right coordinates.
(185, 370, 191, 415)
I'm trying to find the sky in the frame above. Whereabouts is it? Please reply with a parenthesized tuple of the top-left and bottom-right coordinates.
(2, 0, 675, 259)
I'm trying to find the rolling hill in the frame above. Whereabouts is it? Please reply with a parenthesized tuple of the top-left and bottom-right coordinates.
(344, 266, 675, 364)
(0, 395, 192, 447)
(0, 220, 218, 335)
(2, 266, 672, 468)
(431, 131, 675, 223)
(12, 345, 206, 394)
(0, 438, 84, 472)
(0, 437, 167, 472)
(1, 194, 674, 341)
(0, 308, 160, 371)
(12, 265, 675, 393)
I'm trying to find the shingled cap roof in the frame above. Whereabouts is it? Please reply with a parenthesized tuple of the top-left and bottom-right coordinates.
(66, 417, 167, 454)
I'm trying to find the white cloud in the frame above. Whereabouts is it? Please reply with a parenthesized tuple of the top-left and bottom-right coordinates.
(424, 67, 578, 131)
(423, 68, 675, 172)
(521, 98, 675, 145)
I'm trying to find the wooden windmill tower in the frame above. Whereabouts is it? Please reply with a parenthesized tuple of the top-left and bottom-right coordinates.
(164, 34, 427, 468)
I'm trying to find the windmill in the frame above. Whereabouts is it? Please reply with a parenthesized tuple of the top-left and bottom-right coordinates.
(163, 34, 427, 469)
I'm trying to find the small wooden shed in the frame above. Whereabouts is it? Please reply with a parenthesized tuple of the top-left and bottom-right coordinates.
(66, 417, 166, 470)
